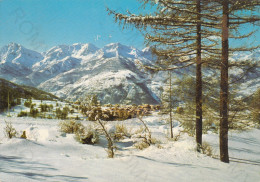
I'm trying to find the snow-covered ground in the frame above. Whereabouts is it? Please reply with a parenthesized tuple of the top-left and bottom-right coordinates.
(0, 107, 259, 182)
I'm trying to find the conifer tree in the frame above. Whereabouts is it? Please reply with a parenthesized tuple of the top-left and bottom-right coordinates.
(108, 1, 259, 163)
(200, 0, 259, 163)
(108, 0, 219, 147)
(160, 71, 175, 138)
(217, 0, 259, 163)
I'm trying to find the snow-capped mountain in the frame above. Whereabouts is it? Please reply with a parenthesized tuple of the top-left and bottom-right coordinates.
(38, 55, 159, 104)
(0, 42, 159, 104)
(0, 42, 258, 104)
(0, 43, 43, 85)
(33, 43, 99, 71)
(0, 42, 43, 68)
(99, 43, 141, 59)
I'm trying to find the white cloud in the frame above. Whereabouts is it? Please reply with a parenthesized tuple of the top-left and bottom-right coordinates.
(94, 35, 101, 41)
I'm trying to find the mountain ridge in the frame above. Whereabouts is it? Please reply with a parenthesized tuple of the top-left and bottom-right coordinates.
(0, 42, 259, 104)
(0, 42, 159, 104)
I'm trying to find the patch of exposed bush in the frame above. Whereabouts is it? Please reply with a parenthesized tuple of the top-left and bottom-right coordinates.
(4, 120, 17, 139)
(56, 107, 68, 120)
(112, 124, 131, 141)
(20, 131, 27, 139)
(59, 120, 84, 134)
(201, 142, 214, 157)
(75, 124, 99, 144)
(134, 135, 160, 150)
(24, 99, 32, 108)
(30, 107, 39, 118)
(133, 117, 161, 150)
(59, 120, 99, 145)
(17, 111, 28, 117)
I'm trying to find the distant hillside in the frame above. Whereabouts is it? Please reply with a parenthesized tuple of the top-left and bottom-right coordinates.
(0, 78, 60, 111)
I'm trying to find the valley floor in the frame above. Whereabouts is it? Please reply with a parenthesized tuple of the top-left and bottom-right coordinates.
(0, 114, 259, 182)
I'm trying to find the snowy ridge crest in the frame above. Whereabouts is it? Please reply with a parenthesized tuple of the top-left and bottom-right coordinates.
(0, 42, 158, 104)
(0, 42, 259, 104)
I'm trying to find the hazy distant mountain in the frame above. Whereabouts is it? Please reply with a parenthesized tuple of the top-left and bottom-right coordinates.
(0, 42, 259, 104)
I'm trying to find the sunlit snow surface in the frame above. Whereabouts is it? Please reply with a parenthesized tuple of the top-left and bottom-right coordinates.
(0, 102, 259, 182)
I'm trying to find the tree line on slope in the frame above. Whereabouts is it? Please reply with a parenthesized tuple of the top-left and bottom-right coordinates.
(0, 78, 60, 112)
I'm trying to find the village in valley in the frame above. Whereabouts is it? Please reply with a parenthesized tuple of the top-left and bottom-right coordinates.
(0, 0, 259, 181)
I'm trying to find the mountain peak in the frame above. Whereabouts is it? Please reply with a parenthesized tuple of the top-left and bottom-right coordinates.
(77, 43, 99, 56)
(0, 42, 43, 67)
(104, 42, 130, 50)
(45, 43, 99, 59)
(101, 43, 142, 59)
(8, 42, 21, 48)
(0, 42, 23, 54)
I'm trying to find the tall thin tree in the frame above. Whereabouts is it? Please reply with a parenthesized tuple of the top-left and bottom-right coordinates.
(220, 0, 230, 163)
(195, 0, 202, 150)
(107, 1, 218, 147)
(207, 0, 260, 163)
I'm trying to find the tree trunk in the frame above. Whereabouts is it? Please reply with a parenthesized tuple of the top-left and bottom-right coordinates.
(8, 91, 10, 116)
(169, 71, 173, 138)
(196, 0, 202, 151)
(220, 0, 229, 163)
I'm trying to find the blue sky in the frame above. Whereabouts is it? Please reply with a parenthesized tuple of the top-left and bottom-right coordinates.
(0, 0, 147, 52)
(0, 0, 259, 52)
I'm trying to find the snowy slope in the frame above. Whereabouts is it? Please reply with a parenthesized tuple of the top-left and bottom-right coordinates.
(38, 56, 159, 104)
(0, 43, 43, 85)
(28, 56, 82, 86)
(0, 113, 259, 182)
(98, 43, 151, 62)
(32, 43, 99, 72)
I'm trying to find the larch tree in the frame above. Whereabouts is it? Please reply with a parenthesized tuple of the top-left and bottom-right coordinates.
(108, 0, 260, 163)
(160, 71, 175, 138)
(217, 0, 259, 163)
(107, 0, 220, 151)
(202, 0, 259, 163)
